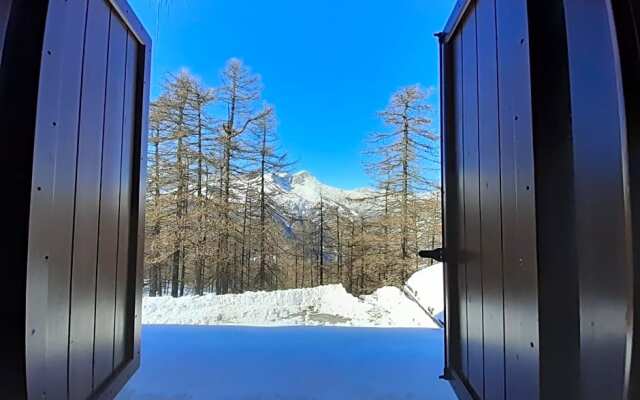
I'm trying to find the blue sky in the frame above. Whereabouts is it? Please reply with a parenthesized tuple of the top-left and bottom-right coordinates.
(130, 0, 456, 189)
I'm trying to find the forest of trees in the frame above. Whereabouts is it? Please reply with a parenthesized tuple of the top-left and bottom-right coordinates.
(144, 58, 441, 297)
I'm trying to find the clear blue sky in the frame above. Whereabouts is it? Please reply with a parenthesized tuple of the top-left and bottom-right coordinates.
(130, 0, 456, 189)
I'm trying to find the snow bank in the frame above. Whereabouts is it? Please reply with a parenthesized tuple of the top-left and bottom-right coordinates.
(361, 286, 435, 327)
(405, 263, 444, 324)
(143, 281, 440, 328)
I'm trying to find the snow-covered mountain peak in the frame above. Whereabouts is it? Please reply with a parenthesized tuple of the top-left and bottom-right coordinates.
(265, 171, 377, 216)
(292, 170, 313, 180)
(290, 170, 319, 190)
(244, 170, 434, 218)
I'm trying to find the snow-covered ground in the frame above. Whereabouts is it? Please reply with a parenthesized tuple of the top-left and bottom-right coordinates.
(120, 264, 449, 399)
(117, 325, 456, 400)
(142, 264, 444, 329)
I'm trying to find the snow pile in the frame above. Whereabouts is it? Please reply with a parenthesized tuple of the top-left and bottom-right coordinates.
(362, 286, 434, 327)
(405, 263, 445, 324)
(143, 279, 442, 329)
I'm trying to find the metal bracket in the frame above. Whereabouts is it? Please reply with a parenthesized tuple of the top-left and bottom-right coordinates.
(418, 247, 445, 262)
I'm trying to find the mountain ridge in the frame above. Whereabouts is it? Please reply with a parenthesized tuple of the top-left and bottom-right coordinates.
(259, 170, 378, 216)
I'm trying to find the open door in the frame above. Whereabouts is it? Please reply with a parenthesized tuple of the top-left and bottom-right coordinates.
(0, 0, 149, 398)
(439, 1, 637, 399)
(439, 1, 541, 399)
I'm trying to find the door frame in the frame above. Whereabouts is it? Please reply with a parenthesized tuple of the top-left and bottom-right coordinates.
(609, 0, 640, 397)
(438, 1, 475, 399)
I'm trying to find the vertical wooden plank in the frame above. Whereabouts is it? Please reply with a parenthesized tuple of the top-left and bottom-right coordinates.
(563, 1, 632, 399)
(114, 33, 138, 369)
(68, 0, 110, 398)
(452, 34, 469, 378)
(30, 2, 91, 399)
(476, 0, 505, 398)
(461, 9, 484, 397)
(24, 0, 63, 396)
(495, 0, 540, 399)
(93, 12, 128, 390)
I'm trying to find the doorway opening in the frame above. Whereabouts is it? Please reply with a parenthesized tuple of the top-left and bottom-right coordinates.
(119, 1, 453, 399)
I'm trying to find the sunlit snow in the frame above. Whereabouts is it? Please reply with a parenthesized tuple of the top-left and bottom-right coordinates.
(117, 326, 456, 400)
(142, 264, 444, 329)
(118, 264, 450, 399)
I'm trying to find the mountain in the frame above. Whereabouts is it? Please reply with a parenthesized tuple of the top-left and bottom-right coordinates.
(259, 170, 378, 216)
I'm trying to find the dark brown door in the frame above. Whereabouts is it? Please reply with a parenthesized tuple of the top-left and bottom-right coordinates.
(441, 1, 637, 400)
(441, 1, 541, 399)
(22, 0, 151, 399)
(563, 1, 638, 399)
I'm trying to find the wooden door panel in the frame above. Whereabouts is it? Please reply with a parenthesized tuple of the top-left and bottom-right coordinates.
(442, 1, 540, 399)
(40, 2, 90, 398)
(461, 11, 484, 397)
(114, 32, 139, 370)
(93, 14, 129, 389)
(442, 1, 638, 400)
(68, 1, 111, 397)
(494, 0, 539, 398)
(23, 1, 151, 398)
(475, 0, 505, 397)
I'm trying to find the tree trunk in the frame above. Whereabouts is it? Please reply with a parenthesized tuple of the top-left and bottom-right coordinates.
(258, 126, 267, 290)
(194, 104, 205, 296)
(400, 109, 410, 282)
(171, 248, 180, 297)
(179, 247, 186, 297)
(319, 197, 324, 285)
(360, 220, 365, 293)
(336, 210, 341, 283)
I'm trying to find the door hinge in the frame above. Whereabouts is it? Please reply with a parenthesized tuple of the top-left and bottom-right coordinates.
(439, 367, 453, 381)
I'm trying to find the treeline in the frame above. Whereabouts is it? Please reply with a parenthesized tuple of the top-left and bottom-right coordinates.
(144, 58, 441, 297)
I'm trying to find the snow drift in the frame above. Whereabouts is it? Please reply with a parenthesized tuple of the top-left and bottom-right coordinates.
(143, 263, 444, 329)
(405, 262, 445, 324)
